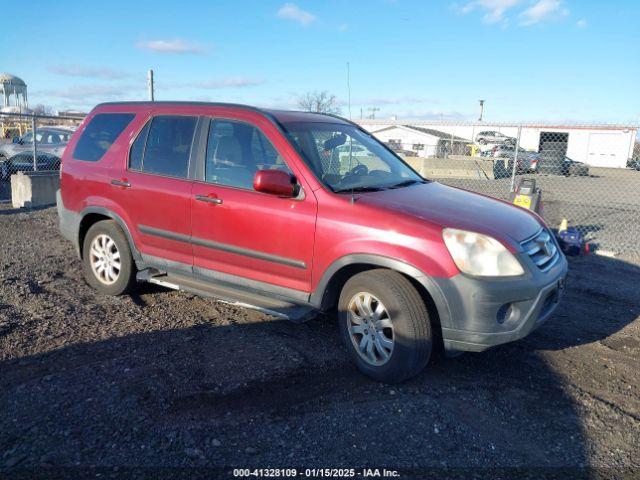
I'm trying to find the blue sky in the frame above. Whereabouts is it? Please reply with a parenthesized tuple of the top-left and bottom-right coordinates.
(2, 0, 638, 123)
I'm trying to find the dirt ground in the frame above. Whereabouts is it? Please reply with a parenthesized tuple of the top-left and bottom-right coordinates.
(0, 205, 639, 479)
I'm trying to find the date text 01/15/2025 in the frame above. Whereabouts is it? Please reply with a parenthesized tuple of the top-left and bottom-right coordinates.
(232, 468, 401, 477)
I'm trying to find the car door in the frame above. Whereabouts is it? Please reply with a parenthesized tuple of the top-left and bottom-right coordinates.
(39, 131, 61, 169)
(16, 131, 39, 156)
(190, 115, 317, 295)
(116, 114, 199, 269)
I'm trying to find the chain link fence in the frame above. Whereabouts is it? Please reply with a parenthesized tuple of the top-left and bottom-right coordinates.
(0, 111, 84, 200)
(360, 120, 640, 256)
(2, 112, 639, 256)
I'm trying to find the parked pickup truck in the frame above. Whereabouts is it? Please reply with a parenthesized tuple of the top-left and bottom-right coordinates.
(57, 102, 567, 383)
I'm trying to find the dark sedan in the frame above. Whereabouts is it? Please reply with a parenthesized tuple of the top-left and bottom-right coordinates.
(0, 152, 61, 180)
(0, 127, 72, 180)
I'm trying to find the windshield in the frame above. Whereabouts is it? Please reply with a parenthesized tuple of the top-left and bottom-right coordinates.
(280, 122, 424, 192)
(20, 132, 44, 144)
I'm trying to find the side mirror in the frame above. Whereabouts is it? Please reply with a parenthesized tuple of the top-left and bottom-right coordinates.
(253, 169, 297, 197)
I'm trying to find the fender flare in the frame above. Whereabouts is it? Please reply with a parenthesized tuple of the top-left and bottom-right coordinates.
(79, 206, 142, 261)
(310, 254, 452, 329)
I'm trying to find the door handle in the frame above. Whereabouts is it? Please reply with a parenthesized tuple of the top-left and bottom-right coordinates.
(195, 194, 223, 205)
(111, 179, 131, 188)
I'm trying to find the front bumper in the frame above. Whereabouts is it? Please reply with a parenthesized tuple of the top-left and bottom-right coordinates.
(435, 247, 568, 353)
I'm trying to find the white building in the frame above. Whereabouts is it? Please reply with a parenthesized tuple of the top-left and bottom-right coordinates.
(366, 125, 470, 158)
(358, 120, 638, 168)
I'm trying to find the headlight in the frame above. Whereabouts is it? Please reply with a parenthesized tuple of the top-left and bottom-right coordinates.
(442, 228, 524, 277)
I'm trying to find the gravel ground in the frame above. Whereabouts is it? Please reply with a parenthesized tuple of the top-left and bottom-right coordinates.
(0, 206, 639, 479)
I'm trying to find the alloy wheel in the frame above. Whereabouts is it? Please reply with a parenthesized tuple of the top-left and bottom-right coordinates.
(347, 292, 394, 366)
(89, 234, 121, 285)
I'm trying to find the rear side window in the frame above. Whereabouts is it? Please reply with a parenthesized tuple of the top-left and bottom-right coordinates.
(73, 113, 135, 161)
(129, 116, 197, 178)
(129, 122, 150, 171)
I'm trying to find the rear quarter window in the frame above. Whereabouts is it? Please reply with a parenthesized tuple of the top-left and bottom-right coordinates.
(73, 113, 135, 162)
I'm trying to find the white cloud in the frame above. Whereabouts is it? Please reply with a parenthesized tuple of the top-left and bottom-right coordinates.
(576, 18, 587, 28)
(31, 84, 145, 103)
(47, 64, 130, 80)
(254, 97, 300, 110)
(457, 0, 568, 26)
(385, 109, 471, 121)
(30, 82, 150, 111)
(193, 77, 265, 89)
(161, 77, 265, 90)
(519, 0, 568, 26)
(457, 0, 522, 24)
(353, 96, 439, 106)
(276, 3, 316, 26)
(136, 38, 206, 54)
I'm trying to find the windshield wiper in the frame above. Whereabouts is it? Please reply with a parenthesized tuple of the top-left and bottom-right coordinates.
(386, 179, 425, 189)
(333, 185, 387, 193)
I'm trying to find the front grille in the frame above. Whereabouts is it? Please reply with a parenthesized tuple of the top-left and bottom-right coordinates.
(522, 229, 559, 272)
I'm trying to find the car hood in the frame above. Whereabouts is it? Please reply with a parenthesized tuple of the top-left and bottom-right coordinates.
(358, 181, 542, 244)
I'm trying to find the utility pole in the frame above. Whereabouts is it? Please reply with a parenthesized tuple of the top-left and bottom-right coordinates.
(478, 100, 485, 122)
(32, 116, 37, 171)
(367, 107, 380, 119)
(148, 69, 155, 101)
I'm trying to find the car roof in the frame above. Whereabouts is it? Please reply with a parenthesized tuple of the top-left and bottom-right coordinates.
(37, 127, 72, 132)
(94, 101, 350, 125)
(262, 109, 349, 124)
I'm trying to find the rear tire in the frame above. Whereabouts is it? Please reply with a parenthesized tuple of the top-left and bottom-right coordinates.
(82, 220, 136, 295)
(338, 269, 432, 383)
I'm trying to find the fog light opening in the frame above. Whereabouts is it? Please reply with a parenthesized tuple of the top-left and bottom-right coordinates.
(496, 303, 514, 324)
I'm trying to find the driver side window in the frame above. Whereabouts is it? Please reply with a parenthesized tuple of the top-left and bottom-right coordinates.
(205, 119, 291, 190)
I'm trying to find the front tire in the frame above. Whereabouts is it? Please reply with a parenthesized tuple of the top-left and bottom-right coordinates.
(338, 269, 432, 383)
(82, 220, 136, 295)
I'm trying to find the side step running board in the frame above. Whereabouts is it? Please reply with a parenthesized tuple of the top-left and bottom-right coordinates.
(136, 269, 316, 323)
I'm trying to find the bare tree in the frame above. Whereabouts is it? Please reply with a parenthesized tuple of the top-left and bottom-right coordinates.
(297, 90, 342, 115)
(32, 104, 53, 116)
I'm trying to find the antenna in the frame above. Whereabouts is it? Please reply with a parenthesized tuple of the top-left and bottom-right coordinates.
(347, 62, 352, 120)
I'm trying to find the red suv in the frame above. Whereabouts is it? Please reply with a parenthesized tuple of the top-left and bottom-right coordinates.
(57, 102, 567, 383)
